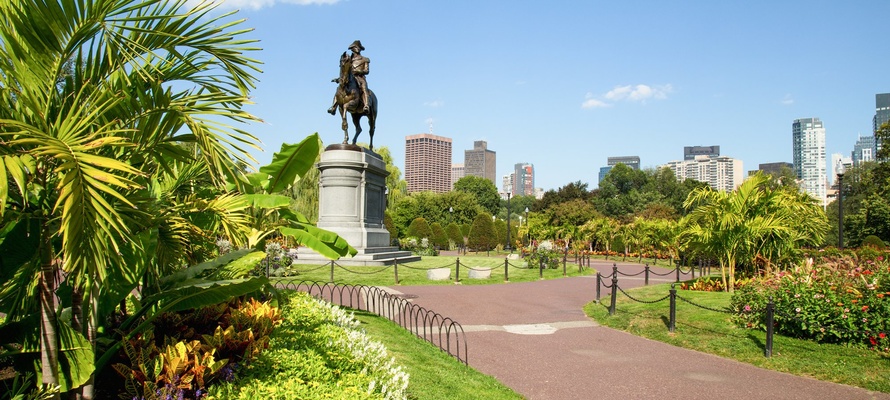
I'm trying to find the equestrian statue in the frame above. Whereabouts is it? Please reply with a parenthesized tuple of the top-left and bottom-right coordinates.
(327, 40, 378, 150)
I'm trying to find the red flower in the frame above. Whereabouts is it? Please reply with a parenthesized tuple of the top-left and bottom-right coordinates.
(880, 333, 887, 339)
(862, 306, 869, 312)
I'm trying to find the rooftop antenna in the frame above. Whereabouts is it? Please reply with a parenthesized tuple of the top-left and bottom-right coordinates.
(429, 119, 434, 134)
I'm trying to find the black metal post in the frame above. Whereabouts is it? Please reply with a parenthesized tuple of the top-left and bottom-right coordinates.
(504, 258, 509, 282)
(676, 263, 681, 283)
(609, 265, 618, 315)
(669, 284, 677, 333)
(596, 272, 601, 302)
(838, 170, 844, 250)
(506, 192, 511, 251)
(329, 260, 334, 283)
(394, 259, 399, 285)
(765, 297, 775, 358)
(539, 258, 544, 280)
(455, 257, 460, 284)
(644, 264, 650, 286)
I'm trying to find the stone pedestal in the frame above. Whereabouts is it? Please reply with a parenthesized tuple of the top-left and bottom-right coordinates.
(297, 145, 418, 266)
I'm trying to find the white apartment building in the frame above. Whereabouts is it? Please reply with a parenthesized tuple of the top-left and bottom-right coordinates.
(663, 155, 744, 192)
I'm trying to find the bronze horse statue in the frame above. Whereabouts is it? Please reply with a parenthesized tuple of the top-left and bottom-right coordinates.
(329, 51, 377, 149)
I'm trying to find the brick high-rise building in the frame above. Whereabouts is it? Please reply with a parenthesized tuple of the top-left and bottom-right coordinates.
(405, 133, 452, 193)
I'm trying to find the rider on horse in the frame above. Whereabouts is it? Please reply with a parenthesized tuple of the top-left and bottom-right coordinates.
(328, 40, 370, 114)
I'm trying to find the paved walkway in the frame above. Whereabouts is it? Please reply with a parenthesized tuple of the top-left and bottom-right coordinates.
(388, 260, 889, 400)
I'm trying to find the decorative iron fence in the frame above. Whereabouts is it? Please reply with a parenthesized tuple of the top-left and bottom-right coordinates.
(272, 279, 468, 365)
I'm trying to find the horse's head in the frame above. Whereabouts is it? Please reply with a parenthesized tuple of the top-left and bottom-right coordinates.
(338, 51, 351, 83)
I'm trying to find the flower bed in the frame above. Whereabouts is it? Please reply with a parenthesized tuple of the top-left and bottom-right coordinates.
(731, 255, 889, 352)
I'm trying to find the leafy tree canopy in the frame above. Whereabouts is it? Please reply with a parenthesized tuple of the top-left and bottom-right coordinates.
(453, 176, 500, 215)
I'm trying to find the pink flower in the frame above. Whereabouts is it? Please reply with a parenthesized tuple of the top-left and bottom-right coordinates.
(744, 305, 751, 312)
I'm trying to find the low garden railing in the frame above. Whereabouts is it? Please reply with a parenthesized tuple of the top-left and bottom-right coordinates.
(272, 279, 468, 365)
(594, 266, 889, 358)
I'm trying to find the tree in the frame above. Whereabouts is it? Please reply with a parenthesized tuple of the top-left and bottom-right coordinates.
(430, 222, 448, 249)
(445, 222, 463, 250)
(454, 176, 500, 215)
(683, 173, 827, 292)
(0, 2, 353, 397)
(0, 0, 267, 394)
(534, 181, 592, 211)
(407, 217, 433, 239)
(468, 212, 496, 253)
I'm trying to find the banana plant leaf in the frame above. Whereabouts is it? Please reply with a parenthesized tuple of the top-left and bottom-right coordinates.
(280, 224, 356, 260)
(259, 133, 320, 194)
(158, 248, 256, 288)
(0, 316, 94, 393)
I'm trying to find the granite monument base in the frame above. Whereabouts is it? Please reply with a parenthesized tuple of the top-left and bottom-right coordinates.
(296, 144, 418, 266)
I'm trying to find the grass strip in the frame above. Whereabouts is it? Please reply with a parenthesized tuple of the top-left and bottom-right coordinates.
(584, 283, 890, 393)
(282, 255, 593, 287)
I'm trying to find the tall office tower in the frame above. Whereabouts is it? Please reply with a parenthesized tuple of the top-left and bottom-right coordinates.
(597, 166, 612, 184)
(607, 156, 640, 170)
(851, 135, 875, 166)
(464, 140, 497, 185)
(451, 163, 465, 189)
(405, 133, 452, 193)
(664, 156, 743, 192)
(874, 93, 890, 157)
(683, 145, 720, 160)
(875, 93, 890, 133)
(512, 163, 535, 196)
(792, 118, 827, 205)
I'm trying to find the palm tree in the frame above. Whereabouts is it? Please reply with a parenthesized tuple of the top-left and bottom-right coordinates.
(0, 0, 262, 396)
(682, 173, 827, 292)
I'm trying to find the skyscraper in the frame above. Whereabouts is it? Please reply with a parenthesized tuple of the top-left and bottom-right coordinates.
(683, 145, 720, 160)
(874, 93, 890, 134)
(512, 163, 535, 196)
(874, 93, 889, 157)
(405, 133, 452, 193)
(607, 156, 640, 170)
(451, 163, 465, 189)
(792, 118, 827, 205)
(852, 135, 875, 166)
(464, 140, 496, 185)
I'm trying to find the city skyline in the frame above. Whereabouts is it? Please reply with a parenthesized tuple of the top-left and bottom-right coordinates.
(210, 1, 890, 191)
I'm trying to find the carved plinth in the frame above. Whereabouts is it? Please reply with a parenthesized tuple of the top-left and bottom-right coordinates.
(297, 146, 418, 266)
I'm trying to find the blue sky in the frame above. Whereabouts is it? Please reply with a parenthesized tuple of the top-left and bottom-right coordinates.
(221, 0, 889, 191)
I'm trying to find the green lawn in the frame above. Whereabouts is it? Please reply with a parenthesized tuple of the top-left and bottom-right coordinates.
(279, 254, 594, 287)
(584, 283, 890, 393)
(353, 310, 523, 400)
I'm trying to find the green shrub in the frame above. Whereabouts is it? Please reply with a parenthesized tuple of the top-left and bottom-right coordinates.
(862, 235, 887, 250)
(430, 222, 448, 249)
(406, 217, 433, 240)
(525, 248, 561, 269)
(208, 292, 409, 399)
(731, 256, 890, 352)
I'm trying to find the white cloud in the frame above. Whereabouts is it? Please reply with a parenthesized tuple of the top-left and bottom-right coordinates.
(581, 98, 610, 109)
(424, 100, 445, 108)
(582, 84, 672, 109)
(604, 84, 672, 102)
(213, 0, 339, 11)
(781, 94, 794, 105)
